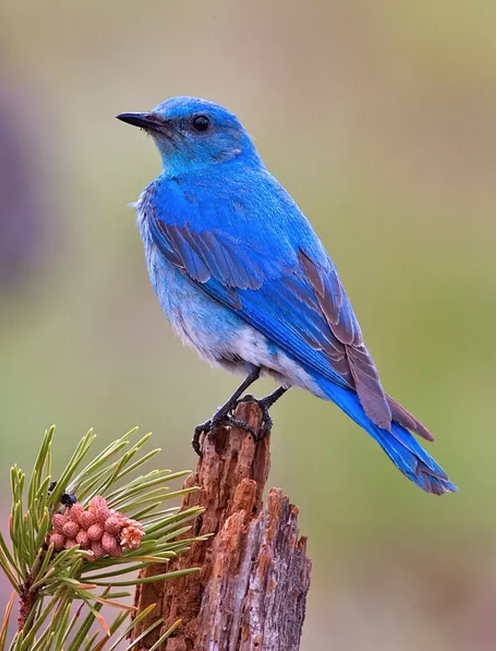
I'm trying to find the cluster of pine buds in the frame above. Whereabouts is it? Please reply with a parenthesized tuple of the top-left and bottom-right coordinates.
(48, 495, 145, 560)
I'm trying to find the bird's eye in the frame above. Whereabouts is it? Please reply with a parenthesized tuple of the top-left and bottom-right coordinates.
(192, 115, 211, 133)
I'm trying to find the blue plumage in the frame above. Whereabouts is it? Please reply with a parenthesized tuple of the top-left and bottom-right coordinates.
(117, 96, 456, 495)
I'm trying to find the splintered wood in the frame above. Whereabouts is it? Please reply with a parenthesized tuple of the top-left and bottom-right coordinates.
(132, 401, 312, 651)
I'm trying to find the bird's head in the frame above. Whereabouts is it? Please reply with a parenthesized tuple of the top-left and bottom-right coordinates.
(117, 96, 262, 176)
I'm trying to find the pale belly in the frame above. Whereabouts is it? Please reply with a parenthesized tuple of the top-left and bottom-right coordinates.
(141, 233, 323, 398)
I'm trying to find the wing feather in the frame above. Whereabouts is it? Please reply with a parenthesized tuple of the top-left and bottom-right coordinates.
(144, 180, 433, 441)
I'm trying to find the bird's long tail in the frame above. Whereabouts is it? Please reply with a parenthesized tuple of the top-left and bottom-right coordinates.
(317, 378, 457, 494)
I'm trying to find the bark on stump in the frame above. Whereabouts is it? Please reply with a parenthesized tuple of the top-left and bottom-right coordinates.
(132, 401, 312, 651)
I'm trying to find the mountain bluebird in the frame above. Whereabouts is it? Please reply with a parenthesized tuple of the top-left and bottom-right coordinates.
(117, 96, 456, 495)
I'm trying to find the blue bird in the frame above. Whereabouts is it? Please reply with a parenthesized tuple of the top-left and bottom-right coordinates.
(117, 96, 456, 495)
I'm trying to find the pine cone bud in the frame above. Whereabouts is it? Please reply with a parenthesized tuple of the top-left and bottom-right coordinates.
(89, 496, 111, 525)
(78, 511, 96, 530)
(62, 520, 80, 540)
(120, 518, 145, 550)
(90, 541, 104, 559)
(51, 513, 67, 534)
(102, 532, 122, 555)
(48, 495, 144, 559)
(87, 524, 104, 542)
(76, 530, 90, 547)
(49, 533, 65, 550)
(104, 515, 122, 535)
(69, 502, 85, 523)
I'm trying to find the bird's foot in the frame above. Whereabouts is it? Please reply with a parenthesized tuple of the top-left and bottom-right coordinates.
(192, 408, 258, 456)
(192, 385, 288, 456)
(238, 394, 275, 441)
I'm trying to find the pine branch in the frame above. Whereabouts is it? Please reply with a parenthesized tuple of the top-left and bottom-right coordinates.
(0, 426, 205, 651)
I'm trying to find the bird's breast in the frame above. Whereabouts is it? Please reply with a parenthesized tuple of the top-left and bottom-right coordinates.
(135, 194, 245, 363)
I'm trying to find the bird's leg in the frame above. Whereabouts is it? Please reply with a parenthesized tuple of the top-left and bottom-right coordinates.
(192, 367, 261, 455)
(239, 385, 289, 440)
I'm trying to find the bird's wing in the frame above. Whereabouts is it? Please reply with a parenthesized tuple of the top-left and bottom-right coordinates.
(144, 174, 432, 441)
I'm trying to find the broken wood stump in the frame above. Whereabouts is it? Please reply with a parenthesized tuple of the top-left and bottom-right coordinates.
(132, 401, 312, 650)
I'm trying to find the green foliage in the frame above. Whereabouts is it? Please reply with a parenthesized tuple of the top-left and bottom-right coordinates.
(0, 426, 205, 651)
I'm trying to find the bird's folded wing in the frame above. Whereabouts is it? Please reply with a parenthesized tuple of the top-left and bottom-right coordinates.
(145, 190, 432, 441)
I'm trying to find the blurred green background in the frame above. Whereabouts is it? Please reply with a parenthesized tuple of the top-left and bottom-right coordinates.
(0, 1, 494, 649)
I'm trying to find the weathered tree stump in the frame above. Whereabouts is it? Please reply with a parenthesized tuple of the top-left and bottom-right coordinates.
(132, 401, 312, 650)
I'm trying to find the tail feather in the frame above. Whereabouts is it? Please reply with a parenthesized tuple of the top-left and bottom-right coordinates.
(386, 394, 434, 442)
(317, 378, 457, 494)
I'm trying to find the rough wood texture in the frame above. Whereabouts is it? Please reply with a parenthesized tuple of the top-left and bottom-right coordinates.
(132, 401, 312, 651)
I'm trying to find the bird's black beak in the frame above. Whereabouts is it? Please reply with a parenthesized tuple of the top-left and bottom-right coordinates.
(116, 112, 168, 133)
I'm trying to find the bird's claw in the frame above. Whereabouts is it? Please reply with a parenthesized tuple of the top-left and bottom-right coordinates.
(239, 394, 274, 440)
(193, 395, 273, 453)
(192, 412, 259, 456)
(192, 420, 212, 456)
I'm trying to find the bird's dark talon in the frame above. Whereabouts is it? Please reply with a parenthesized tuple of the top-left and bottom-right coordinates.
(257, 411, 273, 441)
(192, 410, 260, 455)
(192, 379, 288, 456)
(224, 417, 258, 440)
(192, 420, 212, 456)
(233, 392, 280, 442)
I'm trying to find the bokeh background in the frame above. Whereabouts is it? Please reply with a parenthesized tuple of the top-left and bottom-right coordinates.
(0, 1, 494, 649)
